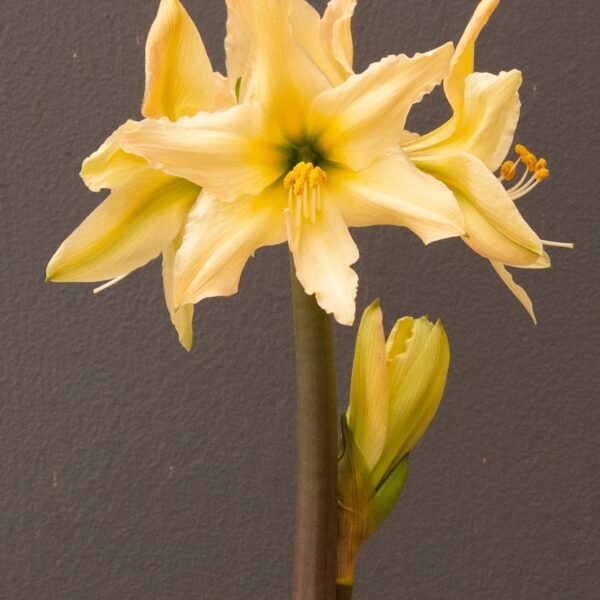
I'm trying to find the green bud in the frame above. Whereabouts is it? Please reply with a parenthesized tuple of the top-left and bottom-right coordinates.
(337, 300, 450, 584)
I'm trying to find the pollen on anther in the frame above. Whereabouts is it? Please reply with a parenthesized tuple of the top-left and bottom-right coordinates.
(525, 153, 538, 172)
(499, 144, 551, 200)
(515, 144, 529, 158)
(283, 162, 327, 230)
(309, 167, 327, 188)
(501, 161, 517, 180)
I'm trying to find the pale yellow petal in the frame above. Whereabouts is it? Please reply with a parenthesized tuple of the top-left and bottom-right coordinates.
(445, 0, 500, 112)
(47, 168, 200, 282)
(289, 0, 345, 86)
(212, 72, 237, 110)
(415, 152, 544, 265)
(163, 238, 194, 350)
(292, 201, 359, 326)
(334, 150, 464, 244)
(374, 319, 449, 482)
(309, 44, 454, 170)
(120, 104, 287, 202)
(490, 260, 537, 324)
(408, 71, 522, 172)
(142, 0, 215, 120)
(347, 300, 389, 471)
(521, 252, 552, 269)
(320, 0, 356, 79)
(174, 189, 287, 306)
(224, 0, 254, 102)
(225, 0, 330, 138)
(80, 122, 147, 192)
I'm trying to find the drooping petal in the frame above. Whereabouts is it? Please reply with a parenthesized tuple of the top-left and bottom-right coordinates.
(415, 152, 544, 265)
(292, 201, 359, 325)
(308, 44, 454, 170)
(80, 122, 147, 192)
(47, 168, 200, 282)
(373, 318, 449, 482)
(445, 0, 500, 112)
(120, 104, 287, 201)
(225, 0, 330, 138)
(406, 70, 522, 172)
(347, 300, 389, 471)
(173, 189, 287, 307)
(142, 0, 215, 120)
(490, 260, 537, 324)
(320, 0, 356, 79)
(334, 150, 464, 244)
(163, 237, 194, 350)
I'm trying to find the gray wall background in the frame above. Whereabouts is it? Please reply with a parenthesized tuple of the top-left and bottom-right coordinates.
(1, 0, 598, 598)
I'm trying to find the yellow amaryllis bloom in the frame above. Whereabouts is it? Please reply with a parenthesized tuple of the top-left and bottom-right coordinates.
(402, 0, 571, 322)
(338, 300, 450, 584)
(46, 0, 237, 349)
(120, 0, 465, 326)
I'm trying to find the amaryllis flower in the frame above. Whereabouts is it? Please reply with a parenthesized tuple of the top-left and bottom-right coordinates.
(46, 0, 237, 349)
(120, 0, 465, 326)
(402, 0, 571, 321)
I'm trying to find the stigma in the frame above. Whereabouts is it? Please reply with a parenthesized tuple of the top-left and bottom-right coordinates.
(283, 162, 327, 251)
(498, 144, 550, 201)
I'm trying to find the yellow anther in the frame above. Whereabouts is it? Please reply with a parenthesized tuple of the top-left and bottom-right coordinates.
(535, 158, 547, 171)
(284, 162, 328, 245)
(515, 144, 529, 158)
(285, 162, 326, 195)
(500, 160, 517, 181)
(284, 162, 304, 188)
(309, 167, 327, 188)
(535, 168, 550, 181)
(283, 171, 296, 189)
(525, 153, 538, 172)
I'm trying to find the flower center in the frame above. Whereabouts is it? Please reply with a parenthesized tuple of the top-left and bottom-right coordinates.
(283, 161, 328, 251)
(497, 144, 550, 201)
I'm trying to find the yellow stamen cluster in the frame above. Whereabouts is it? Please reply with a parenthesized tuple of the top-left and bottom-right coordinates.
(283, 162, 328, 251)
(498, 144, 551, 200)
(514, 144, 550, 179)
(284, 162, 327, 196)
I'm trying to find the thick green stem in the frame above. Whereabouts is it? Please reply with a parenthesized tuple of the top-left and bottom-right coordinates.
(336, 584, 354, 600)
(290, 255, 338, 600)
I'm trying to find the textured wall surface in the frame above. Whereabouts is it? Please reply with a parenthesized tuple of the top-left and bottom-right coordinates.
(1, 0, 598, 598)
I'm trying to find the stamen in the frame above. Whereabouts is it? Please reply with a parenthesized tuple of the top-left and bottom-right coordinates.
(497, 144, 550, 201)
(541, 239, 574, 249)
(525, 153, 538, 172)
(500, 160, 517, 181)
(93, 274, 128, 294)
(283, 162, 327, 248)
